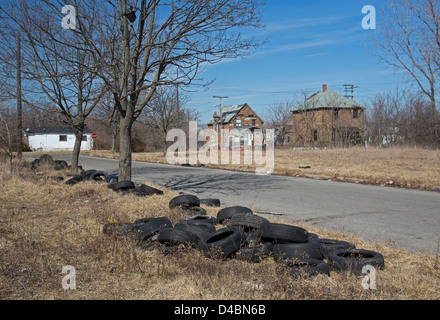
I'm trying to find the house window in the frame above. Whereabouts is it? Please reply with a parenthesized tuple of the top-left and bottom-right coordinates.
(252, 119, 256, 127)
(236, 119, 242, 127)
(82, 136, 88, 142)
(311, 129, 318, 142)
(334, 109, 340, 120)
(59, 135, 67, 142)
(352, 109, 361, 119)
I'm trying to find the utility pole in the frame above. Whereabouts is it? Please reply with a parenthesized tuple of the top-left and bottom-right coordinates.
(16, 31, 22, 159)
(213, 96, 228, 125)
(175, 83, 180, 127)
(343, 84, 358, 100)
(213, 96, 228, 149)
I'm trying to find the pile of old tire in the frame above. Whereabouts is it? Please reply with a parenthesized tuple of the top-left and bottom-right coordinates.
(65, 170, 163, 198)
(66, 169, 113, 185)
(103, 194, 385, 280)
(31, 154, 69, 172)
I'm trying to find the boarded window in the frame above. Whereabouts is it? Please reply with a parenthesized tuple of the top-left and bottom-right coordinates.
(59, 135, 67, 142)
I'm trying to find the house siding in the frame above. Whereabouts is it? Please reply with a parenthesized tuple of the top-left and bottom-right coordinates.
(27, 133, 93, 151)
(291, 108, 365, 147)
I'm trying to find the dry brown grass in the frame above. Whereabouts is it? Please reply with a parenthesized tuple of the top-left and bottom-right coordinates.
(84, 146, 440, 191)
(1, 163, 440, 300)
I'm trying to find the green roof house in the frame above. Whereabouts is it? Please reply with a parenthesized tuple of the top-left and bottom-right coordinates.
(290, 84, 366, 147)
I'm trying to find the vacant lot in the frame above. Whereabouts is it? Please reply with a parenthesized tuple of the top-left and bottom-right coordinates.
(1, 167, 439, 300)
(86, 147, 440, 191)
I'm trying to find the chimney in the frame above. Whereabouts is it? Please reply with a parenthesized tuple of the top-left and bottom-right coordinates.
(322, 84, 327, 92)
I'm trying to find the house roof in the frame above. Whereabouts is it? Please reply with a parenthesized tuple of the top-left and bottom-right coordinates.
(23, 127, 93, 135)
(208, 104, 247, 125)
(293, 88, 365, 113)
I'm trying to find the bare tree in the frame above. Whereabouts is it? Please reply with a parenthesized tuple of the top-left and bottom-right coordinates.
(1, 0, 107, 171)
(141, 86, 190, 155)
(265, 99, 293, 146)
(370, 0, 440, 146)
(0, 108, 14, 172)
(69, 0, 265, 181)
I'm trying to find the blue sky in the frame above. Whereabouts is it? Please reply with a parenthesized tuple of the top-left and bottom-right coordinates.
(187, 0, 412, 124)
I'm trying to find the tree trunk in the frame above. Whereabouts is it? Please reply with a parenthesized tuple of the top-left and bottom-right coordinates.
(71, 128, 84, 173)
(118, 117, 132, 181)
(111, 133, 117, 154)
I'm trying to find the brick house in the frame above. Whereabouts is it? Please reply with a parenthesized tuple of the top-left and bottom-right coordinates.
(207, 103, 265, 149)
(290, 85, 366, 147)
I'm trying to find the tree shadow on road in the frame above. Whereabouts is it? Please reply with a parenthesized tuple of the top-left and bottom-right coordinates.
(130, 165, 287, 199)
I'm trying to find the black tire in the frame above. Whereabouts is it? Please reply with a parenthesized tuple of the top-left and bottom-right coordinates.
(234, 243, 273, 263)
(89, 171, 109, 182)
(126, 186, 161, 197)
(107, 182, 117, 190)
(157, 227, 200, 247)
(103, 223, 138, 239)
(169, 194, 200, 209)
(175, 220, 216, 240)
(31, 158, 40, 170)
(261, 223, 308, 244)
(281, 259, 330, 279)
(244, 230, 263, 245)
(200, 198, 221, 207)
(81, 169, 97, 180)
(316, 239, 356, 259)
(180, 206, 207, 216)
(217, 206, 253, 224)
(271, 242, 323, 262)
(65, 174, 83, 185)
(198, 226, 245, 259)
(181, 215, 217, 225)
(54, 160, 69, 170)
(308, 233, 320, 241)
(328, 248, 385, 275)
(39, 154, 54, 165)
(138, 184, 164, 196)
(113, 181, 135, 191)
(228, 213, 269, 232)
(132, 217, 173, 241)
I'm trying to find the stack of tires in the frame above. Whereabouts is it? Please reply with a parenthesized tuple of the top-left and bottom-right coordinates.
(103, 194, 385, 279)
(65, 170, 164, 198)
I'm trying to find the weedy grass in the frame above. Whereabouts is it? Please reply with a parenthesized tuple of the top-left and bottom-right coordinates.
(1, 158, 439, 300)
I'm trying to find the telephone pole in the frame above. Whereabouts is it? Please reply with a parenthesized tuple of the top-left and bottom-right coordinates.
(213, 96, 228, 128)
(213, 96, 228, 149)
(175, 83, 180, 127)
(343, 84, 358, 100)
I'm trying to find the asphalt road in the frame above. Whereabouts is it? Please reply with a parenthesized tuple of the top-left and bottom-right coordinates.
(48, 155, 440, 255)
